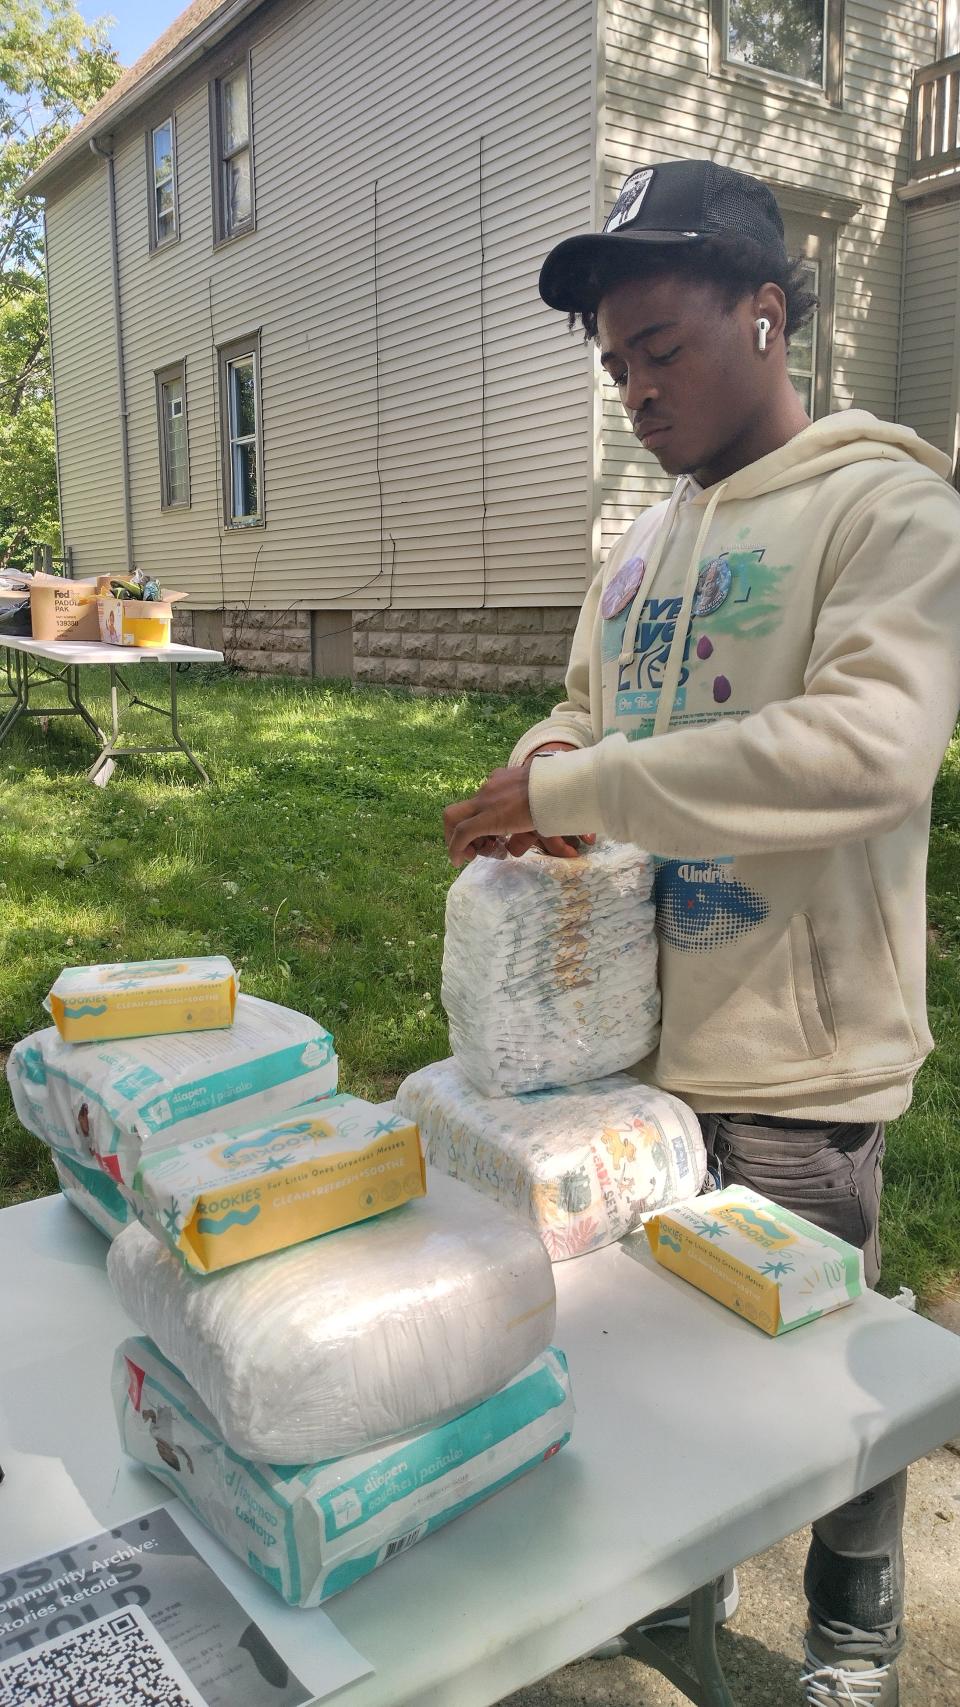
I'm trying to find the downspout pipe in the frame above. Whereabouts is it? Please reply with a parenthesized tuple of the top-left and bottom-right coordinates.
(89, 136, 135, 572)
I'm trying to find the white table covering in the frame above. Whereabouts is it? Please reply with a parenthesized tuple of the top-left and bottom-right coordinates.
(2, 1195, 959, 1707)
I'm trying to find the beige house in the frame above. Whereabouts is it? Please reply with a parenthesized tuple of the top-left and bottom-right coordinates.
(27, 0, 960, 689)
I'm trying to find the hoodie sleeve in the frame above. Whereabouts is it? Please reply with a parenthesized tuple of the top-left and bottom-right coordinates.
(528, 473, 960, 856)
(508, 568, 601, 766)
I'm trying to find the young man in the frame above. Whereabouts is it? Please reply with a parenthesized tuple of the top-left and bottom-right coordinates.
(442, 159, 960, 1705)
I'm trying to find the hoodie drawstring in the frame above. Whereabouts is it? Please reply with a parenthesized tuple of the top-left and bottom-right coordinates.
(618, 476, 690, 669)
(653, 480, 728, 737)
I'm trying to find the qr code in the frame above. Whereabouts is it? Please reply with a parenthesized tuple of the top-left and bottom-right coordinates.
(0, 1605, 206, 1706)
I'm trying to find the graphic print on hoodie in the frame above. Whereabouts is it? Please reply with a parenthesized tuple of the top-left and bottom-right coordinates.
(512, 413, 960, 1121)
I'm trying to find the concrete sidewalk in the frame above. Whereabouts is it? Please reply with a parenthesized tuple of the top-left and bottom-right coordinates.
(501, 1445, 960, 1707)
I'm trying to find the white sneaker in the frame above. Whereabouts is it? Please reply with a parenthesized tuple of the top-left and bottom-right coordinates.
(586, 1570, 740, 1660)
(801, 1639, 899, 1704)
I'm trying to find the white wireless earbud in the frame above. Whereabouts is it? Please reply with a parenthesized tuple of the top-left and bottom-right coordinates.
(756, 316, 771, 353)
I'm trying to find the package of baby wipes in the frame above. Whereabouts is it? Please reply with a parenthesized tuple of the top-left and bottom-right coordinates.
(51, 1147, 134, 1240)
(6, 995, 338, 1185)
(113, 1336, 573, 1607)
(129, 1095, 426, 1273)
(442, 841, 660, 1096)
(108, 1171, 557, 1463)
(46, 956, 238, 1044)
(645, 1185, 865, 1335)
(396, 1058, 706, 1260)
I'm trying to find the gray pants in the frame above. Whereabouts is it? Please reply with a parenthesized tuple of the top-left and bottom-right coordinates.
(699, 1115, 906, 1661)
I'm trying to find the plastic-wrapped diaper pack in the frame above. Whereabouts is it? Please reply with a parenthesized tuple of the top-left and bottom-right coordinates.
(107, 1171, 557, 1463)
(397, 1059, 707, 1260)
(114, 1336, 573, 1607)
(6, 994, 338, 1188)
(50, 1148, 134, 1241)
(442, 842, 660, 1096)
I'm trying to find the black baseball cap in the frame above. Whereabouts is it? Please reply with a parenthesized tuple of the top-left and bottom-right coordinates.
(539, 159, 788, 313)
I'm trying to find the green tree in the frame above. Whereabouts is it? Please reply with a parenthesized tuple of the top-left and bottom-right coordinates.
(727, 2, 824, 85)
(0, 0, 119, 563)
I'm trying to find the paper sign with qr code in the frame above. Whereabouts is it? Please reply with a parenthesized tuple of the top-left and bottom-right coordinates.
(0, 1507, 309, 1707)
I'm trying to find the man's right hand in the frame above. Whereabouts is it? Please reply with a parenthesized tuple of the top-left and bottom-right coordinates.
(507, 743, 596, 859)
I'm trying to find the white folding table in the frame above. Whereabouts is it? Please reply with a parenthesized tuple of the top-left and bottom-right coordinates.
(2, 1194, 960, 1707)
(0, 635, 223, 783)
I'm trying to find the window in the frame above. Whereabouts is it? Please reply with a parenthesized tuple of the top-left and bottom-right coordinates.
(942, 0, 960, 59)
(212, 60, 255, 241)
(711, 1, 844, 103)
(155, 361, 190, 508)
(218, 335, 264, 526)
(149, 117, 178, 248)
(781, 215, 837, 419)
(786, 259, 819, 414)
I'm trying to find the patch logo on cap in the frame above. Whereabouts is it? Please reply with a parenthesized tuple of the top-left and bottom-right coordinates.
(604, 168, 654, 234)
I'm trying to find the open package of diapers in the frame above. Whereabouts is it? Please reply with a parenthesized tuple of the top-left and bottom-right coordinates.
(442, 840, 661, 1096)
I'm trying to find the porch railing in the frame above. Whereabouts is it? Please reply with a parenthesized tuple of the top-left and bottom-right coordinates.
(913, 53, 960, 178)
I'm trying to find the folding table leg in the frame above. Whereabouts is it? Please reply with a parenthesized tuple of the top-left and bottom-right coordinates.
(168, 664, 210, 784)
(623, 1580, 738, 1707)
(65, 666, 106, 745)
(0, 651, 26, 743)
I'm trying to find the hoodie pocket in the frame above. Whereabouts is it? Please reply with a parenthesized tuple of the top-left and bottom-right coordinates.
(787, 914, 837, 1060)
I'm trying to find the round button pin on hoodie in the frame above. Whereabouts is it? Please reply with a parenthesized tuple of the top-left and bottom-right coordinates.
(601, 554, 646, 619)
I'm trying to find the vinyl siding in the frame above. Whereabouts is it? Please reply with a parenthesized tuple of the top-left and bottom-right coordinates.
(599, 0, 941, 559)
(898, 199, 960, 459)
(44, 165, 128, 577)
(86, 0, 595, 610)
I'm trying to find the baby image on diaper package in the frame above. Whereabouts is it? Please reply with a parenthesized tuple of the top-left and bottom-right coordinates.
(130, 1094, 426, 1272)
(47, 956, 238, 1043)
(645, 1185, 864, 1335)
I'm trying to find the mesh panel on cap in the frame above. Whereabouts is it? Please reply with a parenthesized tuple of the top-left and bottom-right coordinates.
(703, 169, 785, 244)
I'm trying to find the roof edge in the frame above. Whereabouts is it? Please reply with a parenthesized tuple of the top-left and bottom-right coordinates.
(23, 0, 267, 196)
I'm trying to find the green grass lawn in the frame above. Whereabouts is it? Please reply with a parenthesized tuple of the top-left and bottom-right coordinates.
(1, 665, 957, 1304)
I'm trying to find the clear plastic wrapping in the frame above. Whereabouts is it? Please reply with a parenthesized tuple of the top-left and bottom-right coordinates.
(113, 1336, 574, 1607)
(442, 842, 660, 1096)
(6, 994, 338, 1185)
(107, 1171, 557, 1464)
(50, 1148, 134, 1241)
(397, 1058, 707, 1260)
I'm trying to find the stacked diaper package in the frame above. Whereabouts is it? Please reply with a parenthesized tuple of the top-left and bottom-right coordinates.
(396, 843, 709, 1259)
(5, 954, 574, 1607)
(7, 986, 340, 1239)
(107, 1155, 571, 1607)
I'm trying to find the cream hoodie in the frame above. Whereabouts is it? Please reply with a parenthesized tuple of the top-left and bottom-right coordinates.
(510, 412, 960, 1120)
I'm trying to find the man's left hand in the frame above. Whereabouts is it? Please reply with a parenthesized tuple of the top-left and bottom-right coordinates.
(443, 768, 537, 867)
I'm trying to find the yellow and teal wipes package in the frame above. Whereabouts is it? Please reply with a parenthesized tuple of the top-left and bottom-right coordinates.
(129, 1094, 426, 1272)
(46, 956, 238, 1043)
(645, 1184, 864, 1335)
(113, 1336, 574, 1607)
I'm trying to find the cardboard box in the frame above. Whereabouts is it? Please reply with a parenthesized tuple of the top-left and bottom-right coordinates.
(129, 1094, 427, 1272)
(645, 1185, 864, 1335)
(97, 587, 187, 649)
(29, 573, 100, 642)
(46, 955, 238, 1044)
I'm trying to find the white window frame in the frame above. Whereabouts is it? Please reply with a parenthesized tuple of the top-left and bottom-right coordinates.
(147, 115, 179, 250)
(211, 56, 256, 244)
(942, 1, 960, 59)
(710, 0, 845, 106)
(155, 359, 190, 509)
(782, 216, 836, 420)
(218, 333, 265, 528)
